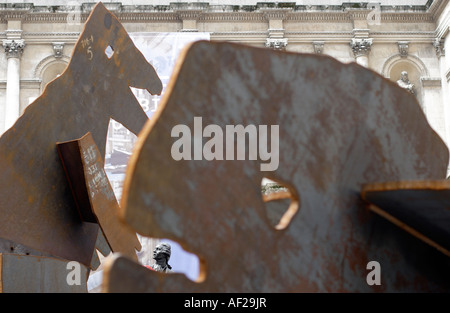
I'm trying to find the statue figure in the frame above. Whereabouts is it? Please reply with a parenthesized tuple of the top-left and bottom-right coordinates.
(150, 242, 173, 273)
(397, 71, 415, 94)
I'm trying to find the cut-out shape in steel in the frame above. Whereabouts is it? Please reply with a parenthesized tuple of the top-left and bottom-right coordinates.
(105, 45, 114, 59)
(0, 2, 162, 268)
(262, 180, 297, 230)
(104, 41, 449, 292)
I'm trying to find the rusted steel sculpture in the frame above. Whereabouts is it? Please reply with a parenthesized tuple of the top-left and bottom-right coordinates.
(103, 41, 450, 292)
(361, 180, 450, 258)
(57, 132, 141, 261)
(0, 238, 52, 257)
(0, 2, 162, 268)
(0, 253, 88, 293)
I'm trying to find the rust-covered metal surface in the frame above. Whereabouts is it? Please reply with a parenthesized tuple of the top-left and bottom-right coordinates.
(0, 238, 53, 257)
(0, 2, 162, 267)
(0, 253, 88, 293)
(57, 132, 141, 261)
(361, 180, 450, 257)
(104, 41, 450, 292)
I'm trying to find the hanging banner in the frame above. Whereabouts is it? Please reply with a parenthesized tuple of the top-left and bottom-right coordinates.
(105, 32, 210, 197)
(130, 32, 211, 120)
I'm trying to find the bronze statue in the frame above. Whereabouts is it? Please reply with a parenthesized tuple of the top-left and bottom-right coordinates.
(150, 242, 173, 273)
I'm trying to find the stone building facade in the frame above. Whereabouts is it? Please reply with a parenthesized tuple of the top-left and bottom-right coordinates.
(1, 1, 450, 159)
(1, 0, 450, 285)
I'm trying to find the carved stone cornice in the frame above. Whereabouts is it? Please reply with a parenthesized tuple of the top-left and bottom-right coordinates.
(201, 12, 265, 22)
(381, 12, 433, 23)
(285, 31, 352, 36)
(286, 12, 350, 22)
(427, 0, 449, 21)
(118, 12, 178, 23)
(176, 10, 203, 21)
(350, 38, 372, 57)
(5, 29, 23, 40)
(212, 31, 267, 36)
(268, 28, 285, 39)
(353, 28, 370, 39)
(370, 31, 435, 36)
(24, 13, 89, 23)
(0, 4, 439, 25)
(15, 32, 79, 45)
(24, 32, 80, 37)
(3, 39, 25, 59)
(261, 9, 291, 21)
(0, 10, 29, 22)
(346, 8, 373, 21)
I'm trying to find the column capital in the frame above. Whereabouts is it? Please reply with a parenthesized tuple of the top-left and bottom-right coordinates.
(313, 41, 325, 54)
(433, 38, 445, 58)
(3, 39, 25, 59)
(265, 38, 288, 51)
(350, 38, 372, 58)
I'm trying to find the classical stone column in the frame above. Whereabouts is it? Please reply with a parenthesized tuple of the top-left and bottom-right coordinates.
(350, 38, 372, 67)
(3, 39, 25, 131)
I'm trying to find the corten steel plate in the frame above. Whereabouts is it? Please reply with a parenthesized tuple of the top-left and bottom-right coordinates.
(57, 132, 141, 261)
(0, 253, 88, 293)
(0, 238, 53, 257)
(0, 2, 162, 267)
(361, 180, 450, 257)
(104, 41, 450, 292)
(92, 228, 112, 269)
